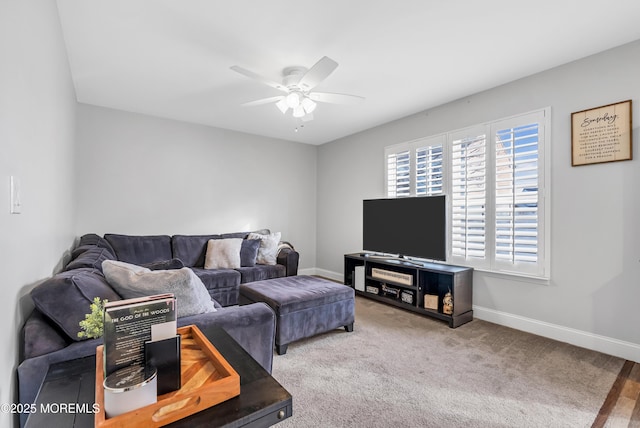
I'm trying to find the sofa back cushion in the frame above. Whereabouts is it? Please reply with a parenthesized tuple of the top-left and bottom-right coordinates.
(64, 246, 116, 272)
(77, 233, 116, 254)
(30, 268, 122, 341)
(104, 234, 172, 265)
(172, 235, 221, 267)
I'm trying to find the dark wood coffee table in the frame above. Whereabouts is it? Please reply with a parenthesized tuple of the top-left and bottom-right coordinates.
(25, 327, 292, 428)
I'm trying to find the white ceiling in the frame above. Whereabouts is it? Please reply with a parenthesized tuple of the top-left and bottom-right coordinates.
(56, 0, 640, 145)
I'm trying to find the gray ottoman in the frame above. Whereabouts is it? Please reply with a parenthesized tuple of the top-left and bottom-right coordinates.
(239, 275, 355, 354)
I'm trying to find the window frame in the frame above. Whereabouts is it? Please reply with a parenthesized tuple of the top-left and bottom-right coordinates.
(384, 108, 550, 279)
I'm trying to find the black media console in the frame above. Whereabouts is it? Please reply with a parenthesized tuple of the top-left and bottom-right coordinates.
(344, 253, 473, 328)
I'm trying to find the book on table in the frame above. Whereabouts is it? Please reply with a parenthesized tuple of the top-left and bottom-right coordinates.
(102, 293, 177, 378)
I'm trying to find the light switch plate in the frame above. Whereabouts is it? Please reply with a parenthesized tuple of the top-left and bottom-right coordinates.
(10, 176, 21, 214)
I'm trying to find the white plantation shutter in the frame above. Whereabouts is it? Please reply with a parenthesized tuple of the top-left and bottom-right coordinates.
(416, 145, 443, 196)
(495, 124, 538, 263)
(386, 150, 411, 197)
(450, 132, 487, 265)
(492, 110, 547, 276)
(385, 136, 445, 197)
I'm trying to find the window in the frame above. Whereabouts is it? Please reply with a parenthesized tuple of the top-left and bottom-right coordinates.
(386, 150, 410, 197)
(385, 135, 445, 198)
(385, 109, 549, 278)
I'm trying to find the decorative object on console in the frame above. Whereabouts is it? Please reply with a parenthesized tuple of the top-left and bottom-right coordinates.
(400, 290, 414, 305)
(103, 364, 158, 418)
(381, 283, 401, 298)
(145, 335, 181, 395)
(424, 294, 439, 311)
(371, 268, 413, 286)
(78, 297, 108, 339)
(354, 265, 365, 292)
(365, 285, 379, 295)
(443, 290, 453, 315)
(103, 294, 177, 377)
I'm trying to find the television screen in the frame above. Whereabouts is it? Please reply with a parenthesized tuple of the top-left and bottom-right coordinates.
(363, 195, 446, 261)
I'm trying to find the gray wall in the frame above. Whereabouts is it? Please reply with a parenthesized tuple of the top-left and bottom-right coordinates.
(0, 1, 77, 426)
(317, 40, 640, 359)
(74, 104, 318, 269)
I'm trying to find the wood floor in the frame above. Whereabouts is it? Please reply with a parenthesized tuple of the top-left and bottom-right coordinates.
(593, 360, 640, 427)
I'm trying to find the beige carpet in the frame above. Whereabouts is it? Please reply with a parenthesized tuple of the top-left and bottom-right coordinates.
(271, 296, 623, 428)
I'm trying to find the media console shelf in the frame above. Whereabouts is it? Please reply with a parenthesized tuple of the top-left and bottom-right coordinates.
(344, 253, 473, 328)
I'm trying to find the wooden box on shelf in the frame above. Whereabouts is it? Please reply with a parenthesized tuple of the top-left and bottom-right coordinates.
(424, 294, 439, 310)
(94, 325, 240, 428)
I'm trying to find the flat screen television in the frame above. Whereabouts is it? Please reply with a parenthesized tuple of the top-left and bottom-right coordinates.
(363, 195, 446, 262)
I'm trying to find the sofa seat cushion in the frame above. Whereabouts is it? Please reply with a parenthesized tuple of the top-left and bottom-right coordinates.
(30, 268, 122, 341)
(191, 268, 241, 306)
(235, 265, 286, 284)
(239, 275, 355, 315)
(102, 261, 216, 318)
(192, 268, 241, 287)
(104, 234, 172, 265)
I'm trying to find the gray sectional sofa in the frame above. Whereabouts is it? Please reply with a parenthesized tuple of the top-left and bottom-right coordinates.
(17, 230, 299, 426)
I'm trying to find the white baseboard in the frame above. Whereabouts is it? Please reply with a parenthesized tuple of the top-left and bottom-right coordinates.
(299, 267, 343, 282)
(305, 268, 640, 363)
(473, 306, 640, 363)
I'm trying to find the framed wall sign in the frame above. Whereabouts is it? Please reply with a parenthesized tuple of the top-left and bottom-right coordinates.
(571, 100, 632, 166)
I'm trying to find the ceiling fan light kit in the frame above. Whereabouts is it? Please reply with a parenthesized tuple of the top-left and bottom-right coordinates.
(275, 98, 288, 114)
(231, 56, 364, 123)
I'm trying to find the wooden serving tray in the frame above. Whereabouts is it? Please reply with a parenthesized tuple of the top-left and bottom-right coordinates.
(95, 325, 240, 428)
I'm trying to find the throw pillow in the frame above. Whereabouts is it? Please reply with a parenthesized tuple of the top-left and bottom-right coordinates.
(142, 258, 185, 271)
(30, 268, 122, 341)
(204, 238, 242, 269)
(247, 232, 281, 265)
(240, 239, 261, 267)
(102, 260, 216, 318)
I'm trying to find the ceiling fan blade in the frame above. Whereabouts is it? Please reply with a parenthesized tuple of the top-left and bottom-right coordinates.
(241, 96, 284, 107)
(308, 92, 365, 105)
(230, 66, 288, 92)
(297, 56, 338, 91)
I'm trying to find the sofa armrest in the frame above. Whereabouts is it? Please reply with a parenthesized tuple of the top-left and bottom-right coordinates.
(178, 302, 275, 373)
(277, 247, 299, 276)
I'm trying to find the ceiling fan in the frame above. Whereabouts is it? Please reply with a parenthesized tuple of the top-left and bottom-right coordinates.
(230, 56, 364, 122)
